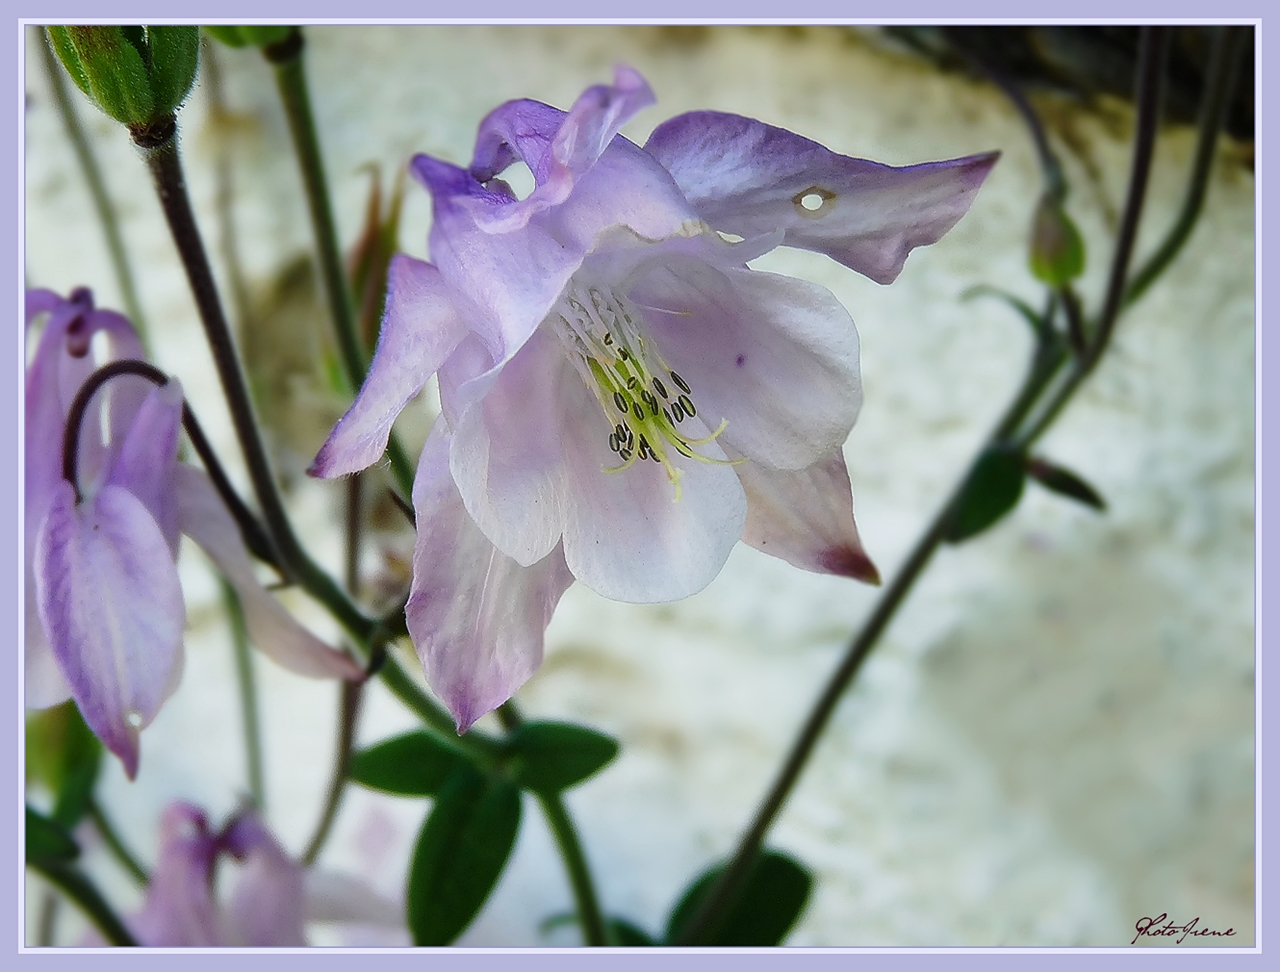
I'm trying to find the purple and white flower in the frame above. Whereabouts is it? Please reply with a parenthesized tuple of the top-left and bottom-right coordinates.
(311, 68, 996, 730)
(120, 803, 400, 947)
(25, 288, 362, 778)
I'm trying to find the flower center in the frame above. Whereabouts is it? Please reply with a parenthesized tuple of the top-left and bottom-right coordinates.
(550, 281, 731, 500)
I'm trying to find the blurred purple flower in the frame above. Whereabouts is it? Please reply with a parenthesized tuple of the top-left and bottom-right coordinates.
(25, 288, 362, 778)
(311, 68, 996, 730)
(127, 803, 400, 947)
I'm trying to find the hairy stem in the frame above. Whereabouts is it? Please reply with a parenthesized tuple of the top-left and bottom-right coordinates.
(265, 27, 416, 496)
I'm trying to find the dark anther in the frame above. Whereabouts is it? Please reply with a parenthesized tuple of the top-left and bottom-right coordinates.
(678, 394, 696, 417)
(670, 371, 691, 394)
(652, 377, 668, 398)
(632, 402, 644, 422)
(613, 391, 627, 412)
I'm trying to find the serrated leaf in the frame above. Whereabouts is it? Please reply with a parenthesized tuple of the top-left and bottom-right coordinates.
(664, 849, 812, 946)
(505, 721, 619, 793)
(26, 806, 79, 864)
(349, 730, 472, 796)
(1027, 457, 1107, 511)
(406, 771, 521, 945)
(946, 446, 1026, 543)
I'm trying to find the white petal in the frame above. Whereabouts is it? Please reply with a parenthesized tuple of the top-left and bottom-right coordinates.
(629, 255, 861, 471)
(449, 326, 569, 566)
(738, 451, 880, 583)
(557, 373, 747, 602)
(408, 425, 574, 732)
(173, 465, 363, 681)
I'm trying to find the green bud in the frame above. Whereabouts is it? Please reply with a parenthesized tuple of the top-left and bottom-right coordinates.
(45, 25, 198, 129)
(1029, 193, 1085, 286)
(203, 24, 295, 49)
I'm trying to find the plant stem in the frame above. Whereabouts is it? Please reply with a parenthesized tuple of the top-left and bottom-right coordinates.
(222, 581, 266, 810)
(671, 361, 1046, 945)
(302, 679, 363, 867)
(265, 27, 416, 497)
(87, 796, 148, 886)
(36, 889, 59, 946)
(302, 476, 365, 866)
(675, 29, 1172, 945)
(28, 860, 137, 946)
(39, 32, 149, 342)
(497, 702, 608, 946)
(1124, 25, 1249, 308)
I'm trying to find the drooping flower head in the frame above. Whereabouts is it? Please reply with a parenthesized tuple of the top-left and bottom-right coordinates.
(25, 288, 362, 778)
(311, 68, 996, 730)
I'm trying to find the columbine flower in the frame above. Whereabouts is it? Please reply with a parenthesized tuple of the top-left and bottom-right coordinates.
(124, 803, 400, 947)
(26, 288, 362, 778)
(311, 68, 996, 730)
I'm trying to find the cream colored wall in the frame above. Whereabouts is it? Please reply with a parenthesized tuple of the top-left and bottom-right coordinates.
(24, 25, 1254, 946)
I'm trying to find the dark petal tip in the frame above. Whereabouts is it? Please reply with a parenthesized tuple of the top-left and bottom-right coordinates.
(819, 546, 881, 586)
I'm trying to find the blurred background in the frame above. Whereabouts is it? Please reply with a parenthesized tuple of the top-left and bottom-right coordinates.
(23, 24, 1255, 946)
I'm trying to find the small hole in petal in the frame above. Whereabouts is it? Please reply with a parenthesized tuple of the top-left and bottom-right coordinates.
(792, 185, 837, 219)
(496, 161, 535, 201)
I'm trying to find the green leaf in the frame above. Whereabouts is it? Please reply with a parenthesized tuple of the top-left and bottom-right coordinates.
(946, 445, 1026, 543)
(960, 284, 1047, 337)
(26, 702, 103, 828)
(204, 25, 296, 49)
(406, 771, 522, 945)
(609, 918, 657, 946)
(349, 730, 472, 796)
(1027, 457, 1107, 511)
(664, 850, 813, 946)
(26, 806, 79, 864)
(1029, 195, 1086, 286)
(505, 721, 619, 793)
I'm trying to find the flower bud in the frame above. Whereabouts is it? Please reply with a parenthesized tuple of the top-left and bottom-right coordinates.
(1029, 192, 1085, 286)
(45, 26, 198, 130)
(203, 25, 295, 49)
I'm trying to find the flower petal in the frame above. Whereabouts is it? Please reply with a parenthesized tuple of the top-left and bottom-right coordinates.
(105, 379, 184, 555)
(173, 465, 363, 681)
(613, 235, 861, 471)
(737, 451, 880, 583)
(35, 481, 185, 779)
(449, 326, 569, 566)
(557, 369, 747, 602)
(303, 871, 403, 927)
(132, 804, 222, 947)
(407, 424, 574, 732)
(645, 111, 998, 283)
(311, 254, 468, 478)
(221, 812, 308, 947)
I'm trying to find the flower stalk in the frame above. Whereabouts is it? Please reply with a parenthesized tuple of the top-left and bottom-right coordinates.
(675, 25, 1174, 946)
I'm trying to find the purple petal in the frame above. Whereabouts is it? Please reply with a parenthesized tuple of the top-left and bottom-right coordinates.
(173, 465, 363, 681)
(221, 812, 308, 947)
(104, 379, 183, 555)
(603, 232, 861, 471)
(34, 482, 185, 779)
(132, 804, 223, 946)
(557, 368, 747, 602)
(645, 111, 998, 283)
(448, 327, 569, 566)
(407, 425, 574, 732)
(737, 451, 880, 584)
(311, 255, 468, 478)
